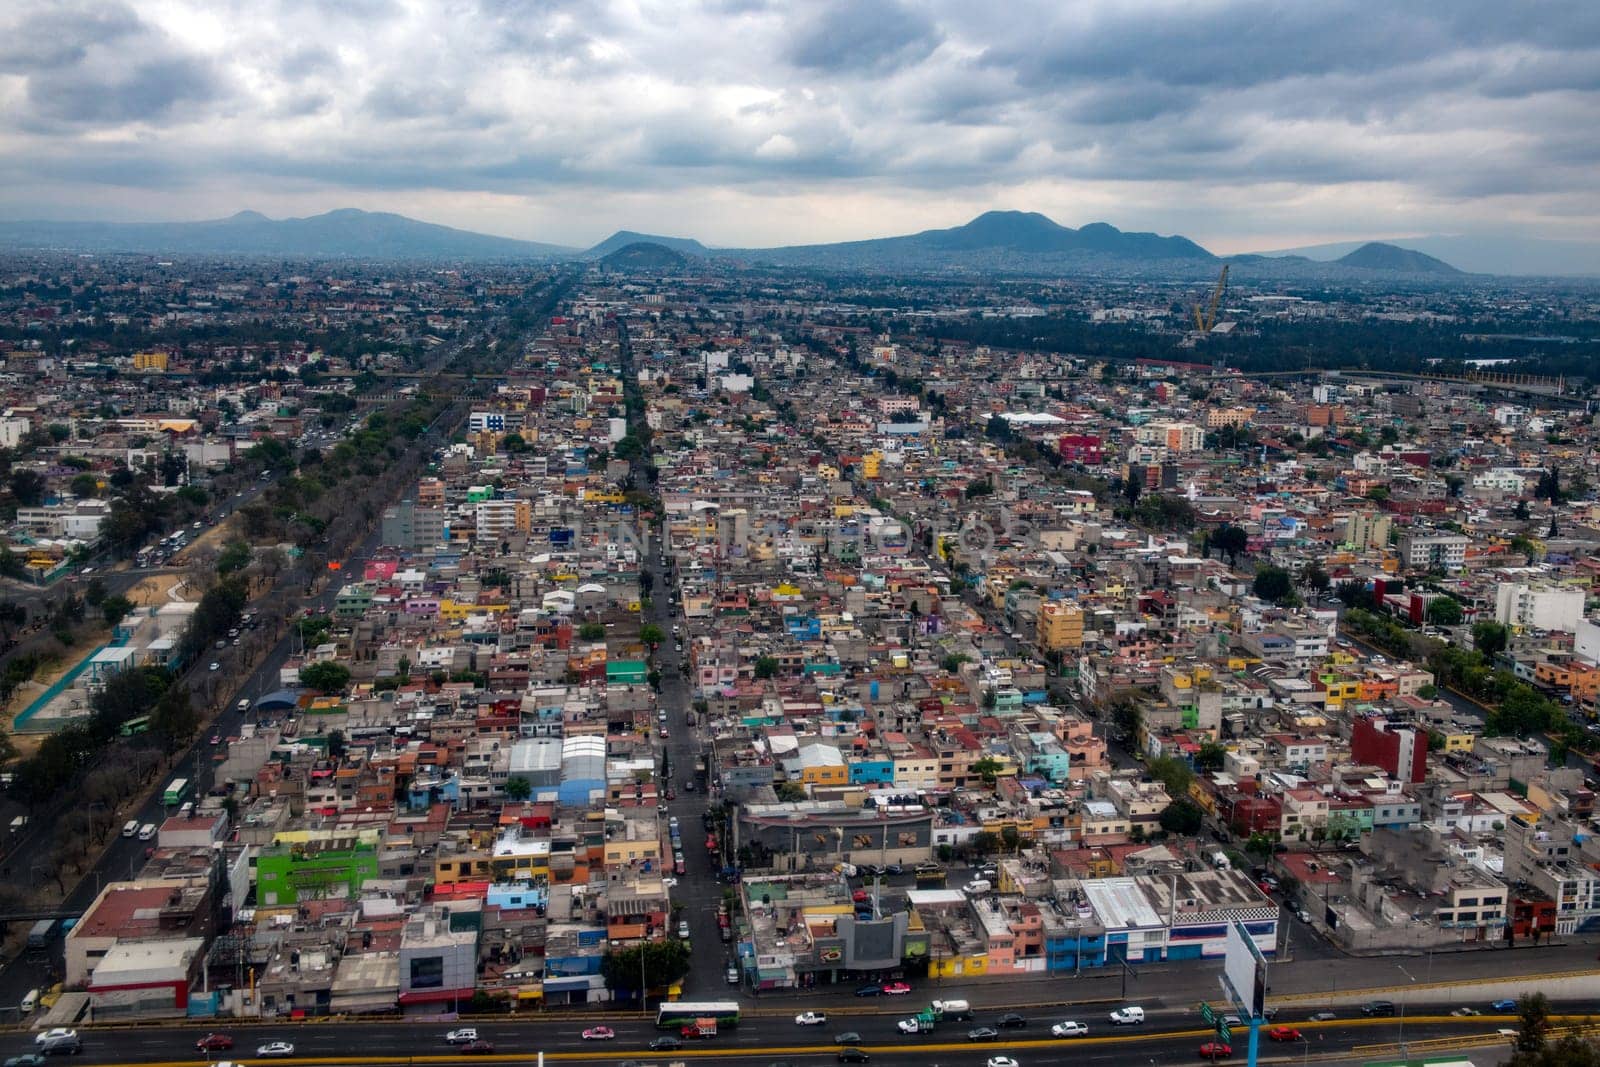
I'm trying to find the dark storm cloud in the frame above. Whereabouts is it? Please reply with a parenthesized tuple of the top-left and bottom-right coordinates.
(786, 0, 942, 73)
(22, 53, 221, 128)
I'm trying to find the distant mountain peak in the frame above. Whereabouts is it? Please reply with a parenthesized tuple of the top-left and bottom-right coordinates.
(1336, 241, 1463, 274)
(225, 210, 271, 223)
(584, 230, 708, 259)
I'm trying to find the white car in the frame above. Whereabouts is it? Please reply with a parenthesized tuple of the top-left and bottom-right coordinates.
(988, 1058, 1020, 1067)
(208, 661, 221, 671)
(34, 1028, 77, 1046)
(1109, 1006, 1145, 1025)
(1052, 1020, 1089, 1037)
(445, 1028, 478, 1044)
(795, 1011, 828, 1026)
(256, 1041, 296, 1058)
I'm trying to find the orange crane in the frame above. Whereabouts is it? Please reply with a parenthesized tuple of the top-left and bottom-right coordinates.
(1192, 263, 1229, 333)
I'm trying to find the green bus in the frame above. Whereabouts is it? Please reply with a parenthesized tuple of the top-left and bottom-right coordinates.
(163, 778, 190, 807)
(119, 715, 151, 737)
(655, 1001, 740, 1029)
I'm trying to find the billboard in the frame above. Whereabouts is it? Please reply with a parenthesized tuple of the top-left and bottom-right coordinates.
(1224, 920, 1267, 1019)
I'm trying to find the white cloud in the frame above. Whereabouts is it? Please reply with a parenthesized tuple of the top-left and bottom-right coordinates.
(0, 0, 1595, 250)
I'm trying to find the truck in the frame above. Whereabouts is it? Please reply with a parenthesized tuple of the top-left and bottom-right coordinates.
(931, 999, 973, 1021)
(26, 919, 57, 951)
(914, 863, 947, 885)
(897, 1010, 939, 1034)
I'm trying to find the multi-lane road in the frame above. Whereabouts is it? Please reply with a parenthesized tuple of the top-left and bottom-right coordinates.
(0, 997, 1559, 1066)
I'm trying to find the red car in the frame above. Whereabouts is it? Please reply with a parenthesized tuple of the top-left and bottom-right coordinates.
(852, 889, 870, 903)
(882, 981, 912, 995)
(195, 1034, 234, 1051)
(1199, 1042, 1233, 1060)
(1267, 1026, 1302, 1042)
(582, 1027, 615, 1041)
(463, 1040, 496, 1055)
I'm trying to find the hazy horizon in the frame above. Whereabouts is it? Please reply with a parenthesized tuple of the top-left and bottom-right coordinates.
(2, 1, 1597, 256)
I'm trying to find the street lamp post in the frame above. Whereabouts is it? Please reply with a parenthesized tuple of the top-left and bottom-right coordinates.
(1397, 963, 1417, 1054)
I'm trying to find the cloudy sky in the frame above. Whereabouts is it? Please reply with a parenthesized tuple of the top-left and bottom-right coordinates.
(1, 0, 1597, 251)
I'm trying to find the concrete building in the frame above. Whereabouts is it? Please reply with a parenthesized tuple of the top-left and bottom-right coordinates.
(398, 903, 480, 1011)
(1494, 582, 1586, 633)
(1398, 532, 1469, 572)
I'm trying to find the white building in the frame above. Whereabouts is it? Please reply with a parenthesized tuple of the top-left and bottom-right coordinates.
(1495, 582, 1585, 633)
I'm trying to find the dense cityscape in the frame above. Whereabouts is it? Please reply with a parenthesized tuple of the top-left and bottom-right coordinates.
(0, 244, 1593, 1067)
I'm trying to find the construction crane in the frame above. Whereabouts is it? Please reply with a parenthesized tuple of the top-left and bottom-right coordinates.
(1192, 263, 1229, 333)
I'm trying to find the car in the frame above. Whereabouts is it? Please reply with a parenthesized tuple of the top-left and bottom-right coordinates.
(138, 822, 157, 840)
(1451, 1007, 1482, 1017)
(997, 1012, 1027, 1029)
(852, 888, 870, 903)
(1266, 1026, 1302, 1042)
(853, 984, 882, 997)
(5, 1055, 47, 1067)
(209, 734, 222, 746)
(837, 1050, 870, 1064)
(967, 1027, 1001, 1042)
(677, 920, 691, 939)
(896, 1018, 925, 1035)
(196, 1033, 235, 1051)
(1361, 1000, 1396, 1017)
(833, 1032, 861, 1045)
(726, 965, 741, 984)
(209, 661, 220, 671)
(463, 1041, 496, 1055)
(33, 1030, 75, 1048)
(1199, 1042, 1233, 1059)
(885, 864, 903, 875)
(1052, 1021, 1089, 1038)
(445, 1029, 478, 1044)
(1309, 1011, 1337, 1022)
(882, 981, 911, 995)
(1109, 1006, 1146, 1025)
(582, 1026, 615, 1040)
(650, 1037, 682, 1051)
(257, 1042, 296, 1058)
(1491, 999, 1518, 1012)
(795, 1011, 828, 1026)
(863, 863, 886, 876)
(987, 1059, 1020, 1067)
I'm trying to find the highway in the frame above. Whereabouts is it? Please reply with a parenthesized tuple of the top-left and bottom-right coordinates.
(0, 1000, 1557, 1066)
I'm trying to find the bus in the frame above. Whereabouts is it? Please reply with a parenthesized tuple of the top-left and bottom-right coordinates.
(119, 715, 151, 737)
(655, 1001, 740, 1029)
(163, 778, 190, 807)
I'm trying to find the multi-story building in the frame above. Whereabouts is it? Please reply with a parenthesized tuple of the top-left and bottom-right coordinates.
(1398, 531, 1469, 572)
(1494, 582, 1586, 633)
(1036, 600, 1084, 651)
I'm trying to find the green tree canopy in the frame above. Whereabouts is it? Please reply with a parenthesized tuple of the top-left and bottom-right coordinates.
(1425, 596, 1464, 627)
(299, 661, 352, 694)
(1159, 798, 1205, 835)
(504, 776, 532, 801)
(600, 939, 692, 998)
(752, 656, 779, 680)
(1252, 565, 1295, 604)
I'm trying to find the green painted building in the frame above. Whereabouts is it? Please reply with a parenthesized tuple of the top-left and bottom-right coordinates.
(256, 842, 379, 906)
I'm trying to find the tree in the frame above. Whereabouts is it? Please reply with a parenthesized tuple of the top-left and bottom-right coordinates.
(100, 594, 133, 627)
(299, 661, 351, 694)
(1252, 565, 1295, 605)
(70, 472, 99, 499)
(1514, 992, 1551, 1055)
(1303, 564, 1331, 594)
(504, 776, 532, 801)
(151, 684, 199, 753)
(1211, 524, 1249, 564)
(1194, 741, 1227, 771)
(940, 653, 971, 674)
(216, 540, 253, 576)
(752, 656, 779, 680)
(639, 623, 665, 647)
(1473, 620, 1509, 657)
(1159, 798, 1205, 835)
(8, 469, 45, 507)
(1146, 755, 1195, 798)
(600, 939, 691, 998)
(1425, 597, 1463, 627)
(969, 830, 1000, 857)
(971, 756, 1004, 784)
(578, 622, 606, 641)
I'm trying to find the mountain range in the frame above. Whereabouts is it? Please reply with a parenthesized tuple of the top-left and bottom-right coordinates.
(0, 206, 1535, 277)
(1253, 234, 1598, 277)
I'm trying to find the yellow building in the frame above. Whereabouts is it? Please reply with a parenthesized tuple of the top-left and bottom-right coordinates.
(862, 451, 882, 479)
(1035, 601, 1084, 651)
(132, 350, 169, 371)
